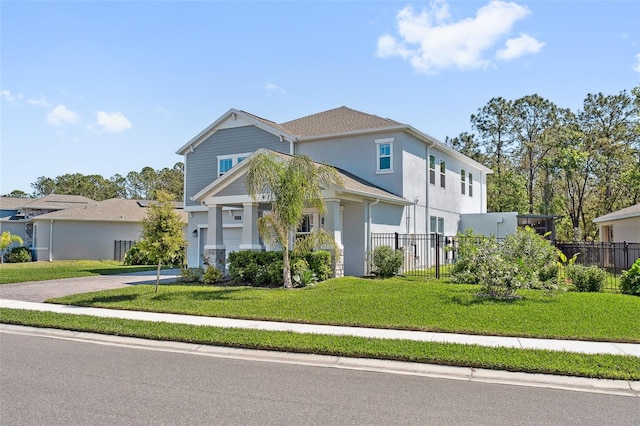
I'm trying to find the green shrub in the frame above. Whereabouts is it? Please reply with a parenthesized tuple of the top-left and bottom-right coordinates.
(620, 258, 640, 296)
(502, 226, 558, 290)
(228, 250, 332, 286)
(371, 245, 404, 278)
(567, 264, 606, 292)
(124, 242, 185, 267)
(5, 246, 32, 263)
(451, 231, 499, 284)
(179, 267, 203, 283)
(302, 250, 332, 281)
(451, 227, 559, 298)
(202, 265, 223, 285)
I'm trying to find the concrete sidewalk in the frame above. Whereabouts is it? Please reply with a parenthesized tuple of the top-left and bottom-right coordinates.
(2, 298, 639, 357)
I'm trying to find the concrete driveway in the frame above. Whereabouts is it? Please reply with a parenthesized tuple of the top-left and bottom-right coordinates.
(0, 269, 181, 302)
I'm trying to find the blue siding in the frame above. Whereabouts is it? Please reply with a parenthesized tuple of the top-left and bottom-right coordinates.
(185, 126, 287, 206)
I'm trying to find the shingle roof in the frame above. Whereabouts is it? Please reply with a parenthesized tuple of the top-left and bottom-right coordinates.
(593, 203, 640, 223)
(279, 106, 402, 137)
(31, 199, 188, 222)
(22, 194, 95, 210)
(267, 150, 409, 204)
(0, 197, 29, 210)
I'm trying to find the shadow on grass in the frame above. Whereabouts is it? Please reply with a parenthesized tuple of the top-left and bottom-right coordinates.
(151, 287, 258, 302)
(67, 294, 140, 305)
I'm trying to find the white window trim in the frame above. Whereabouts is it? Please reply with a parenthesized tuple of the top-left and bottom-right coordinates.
(375, 138, 394, 174)
(217, 152, 251, 176)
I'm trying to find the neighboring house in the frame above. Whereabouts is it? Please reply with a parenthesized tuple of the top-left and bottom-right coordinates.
(30, 198, 188, 261)
(177, 106, 493, 276)
(593, 203, 640, 243)
(1, 194, 95, 249)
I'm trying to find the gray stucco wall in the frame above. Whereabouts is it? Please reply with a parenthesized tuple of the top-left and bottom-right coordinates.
(459, 212, 518, 238)
(296, 131, 406, 197)
(342, 202, 366, 276)
(33, 220, 144, 261)
(184, 126, 288, 207)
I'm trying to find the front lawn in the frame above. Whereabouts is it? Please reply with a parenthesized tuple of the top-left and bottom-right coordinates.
(49, 277, 640, 343)
(0, 260, 160, 284)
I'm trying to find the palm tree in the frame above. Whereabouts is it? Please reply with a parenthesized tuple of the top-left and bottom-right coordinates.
(0, 231, 24, 264)
(245, 151, 342, 288)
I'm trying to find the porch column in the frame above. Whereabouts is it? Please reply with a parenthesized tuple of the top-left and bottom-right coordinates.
(240, 202, 262, 250)
(324, 199, 344, 278)
(203, 204, 226, 273)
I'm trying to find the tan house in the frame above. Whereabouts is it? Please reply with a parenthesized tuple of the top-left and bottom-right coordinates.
(593, 203, 640, 243)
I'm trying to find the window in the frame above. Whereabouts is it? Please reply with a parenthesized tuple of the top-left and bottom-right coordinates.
(461, 169, 466, 195)
(218, 153, 251, 176)
(430, 216, 444, 234)
(468, 173, 473, 197)
(440, 160, 446, 188)
(375, 138, 394, 173)
(429, 155, 436, 184)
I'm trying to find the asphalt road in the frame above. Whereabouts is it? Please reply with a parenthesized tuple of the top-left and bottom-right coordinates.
(1, 331, 638, 426)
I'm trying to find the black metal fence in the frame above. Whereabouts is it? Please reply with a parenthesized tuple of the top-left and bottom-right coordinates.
(114, 240, 136, 262)
(370, 233, 639, 291)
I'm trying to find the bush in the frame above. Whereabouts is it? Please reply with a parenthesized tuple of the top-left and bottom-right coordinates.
(567, 264, 606, 292)
(301, 250, 332, 281)
(228, 250, 332, 287)
(5, 246, 32, 263)
(371, 245, 404, 278)
(451, 231, 499, 284)
(202, 265, 223, 285)
(451, 227, 559, 298)
(620, 258, 640, 296)
(179, 267, 203, 283)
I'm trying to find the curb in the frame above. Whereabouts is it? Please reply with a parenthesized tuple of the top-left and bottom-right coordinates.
(2, 324, 638, 398)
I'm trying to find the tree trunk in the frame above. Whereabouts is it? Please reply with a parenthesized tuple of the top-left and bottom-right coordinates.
(155, 260, 162, 293)
(282, 246, 292, 288)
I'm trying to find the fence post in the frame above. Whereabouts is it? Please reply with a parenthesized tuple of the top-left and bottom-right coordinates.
(435, 234, 440, 279)
(624, 241, 629, 269)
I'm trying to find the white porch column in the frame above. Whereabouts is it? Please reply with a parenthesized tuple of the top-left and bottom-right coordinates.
(240, 202, 262, 250)
(324, 199, 344, 278)
(204, 204, 226, 272)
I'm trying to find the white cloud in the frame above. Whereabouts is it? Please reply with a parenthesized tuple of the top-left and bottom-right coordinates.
(265, 82, 287, 94)
(27, 96, 50, 107)
(95, 111, 132, 133)
(1, 90, 23, 104)
(376, 0, 542, 73)
(497, 33, 545, 60)
(46, 105, 79, 126)
(633, 53, 640, 73)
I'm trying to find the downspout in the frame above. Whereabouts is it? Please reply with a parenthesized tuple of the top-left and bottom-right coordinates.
(49, 219, 53, 262)
(425, 143, 434, 233)
(289, 139, 294, 155)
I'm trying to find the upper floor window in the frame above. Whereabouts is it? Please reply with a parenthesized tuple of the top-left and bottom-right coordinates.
(468, 173, 473, 197)
(461, 169, 466, 195)
(429, 155, 436, 184)
(375, 138, 394, 174)
(218, 153, 251, 176)
(440, 160, 446, 188)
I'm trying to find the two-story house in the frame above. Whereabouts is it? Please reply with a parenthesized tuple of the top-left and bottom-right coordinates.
(176, 106, 493, 277)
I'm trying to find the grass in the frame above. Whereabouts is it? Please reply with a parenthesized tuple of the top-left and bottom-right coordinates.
(48, 277, 640, 343)
(0, 260, 161, 284)
(2, 308, 638, 381)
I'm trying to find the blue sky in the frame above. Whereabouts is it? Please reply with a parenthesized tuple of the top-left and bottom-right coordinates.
(2, 0, 639, 195)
